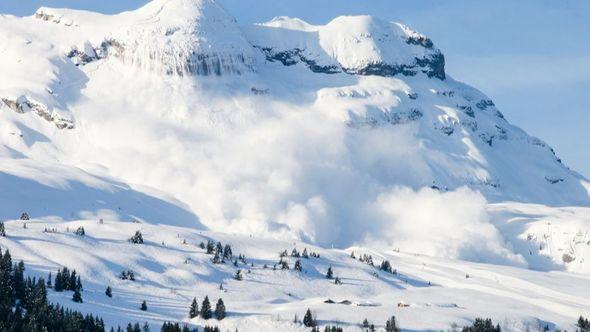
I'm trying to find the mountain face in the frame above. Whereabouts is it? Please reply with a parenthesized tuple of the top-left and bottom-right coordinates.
(1, 0, 589, 247)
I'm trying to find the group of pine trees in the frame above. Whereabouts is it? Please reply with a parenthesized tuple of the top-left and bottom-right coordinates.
(50, 266, 84, 303)
(0, 247, 104, 331)
(280, 247, 320, 259)
(161, 323, 222, 332)
(188, 296, 226, 320)
(461, 318, 501, 332)
(201, 240, 234, 265)
(579, 316, 590, 332)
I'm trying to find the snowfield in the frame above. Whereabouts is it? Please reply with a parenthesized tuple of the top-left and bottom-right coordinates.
(1, 0, 590, 329)
(1, 216, 590, 331)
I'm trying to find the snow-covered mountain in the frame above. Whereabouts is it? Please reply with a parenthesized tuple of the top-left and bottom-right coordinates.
(2, 0, 590, 330)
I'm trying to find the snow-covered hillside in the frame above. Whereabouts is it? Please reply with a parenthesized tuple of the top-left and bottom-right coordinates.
(1, 217, 590, 331)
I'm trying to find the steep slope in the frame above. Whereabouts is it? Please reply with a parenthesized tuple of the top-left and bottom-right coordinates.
(1, 0, 589, 253)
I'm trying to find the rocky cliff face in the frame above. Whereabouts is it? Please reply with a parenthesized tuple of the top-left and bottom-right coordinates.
(245, 16, 445, 79)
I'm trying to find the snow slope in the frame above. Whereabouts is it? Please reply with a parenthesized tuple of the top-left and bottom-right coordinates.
(1, 216, 590, 331)
(1, 0, 590, 271)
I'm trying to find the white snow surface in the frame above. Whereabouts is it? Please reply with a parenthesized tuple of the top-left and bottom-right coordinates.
(1, 216, 590, 331)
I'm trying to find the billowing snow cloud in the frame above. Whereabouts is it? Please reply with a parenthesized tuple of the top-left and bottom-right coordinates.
(363, 186, 526, 266)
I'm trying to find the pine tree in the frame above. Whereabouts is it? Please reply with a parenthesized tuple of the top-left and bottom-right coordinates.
(189, 297, 199, 318)
(385, 316, 400, 332)
(0, 221, 5, 237)
(206, 240, 215, 254)
(142, 322, 150, 332)
(234, 269, 242, 281)
(303, 308, 316, 327)
(294, 259, 302, 272)
(54, 269, 63, 291)
(223, 244, 233, 260)
(69, 270, 77, 291)
(14, 260, 25, 300)
(200, 296, 212, 319)
(20, 212, 29, 220)
(47, 272, 52, 288)
(214, 298, 226, 320)
(140, 300, 147, 311)
(326, 266, 334, 279)
(579, 316, 590, 332)
(380, 260, 393, 273)
(76, 275, 83, 291)
(105, 286, 113, 298)
(129, 231, 144, 244)
(75, 226, 85, 236)
(211, 251, 223, 264)
(72, 288, 83, 303)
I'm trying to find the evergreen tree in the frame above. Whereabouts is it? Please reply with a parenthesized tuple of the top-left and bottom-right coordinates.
(189, 297, 199, 318)
(234, 269, 242, 281)
(326, 266, 334, 279)
(385, 315, 400, 332)
(129, 231, 144, 244)
(75, 226, 85, 236)
(206, 240, 215, 254)
(54, 269, 63, 292)
(579, 316, 590, 332)
(211, 252, 223, 264)
(200, 296, 212, 319)
(47, 272, 52, 288)
(0, 221, 5, 237)
(363, 318, 370, 328)
(13, 260, 25, 300)
(214, 298, 226, 320)
(20, 212, 29, 220)
(302, 248, 309, 259)
(69, 270, 78, 291)
(303, 308, 316, 327)
(142, 322, 150, 332)
(140, 300, 147, 311)
(72, 288, 83, 303)
(294, 259, 302, 272)
(76, 275, 83, 291)
(105, 286, 113, 298)
(380, 260, 393, 273)
(223, 244, 233, 260)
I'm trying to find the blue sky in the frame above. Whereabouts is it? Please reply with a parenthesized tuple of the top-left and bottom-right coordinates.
(2, 0, 589, 177)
